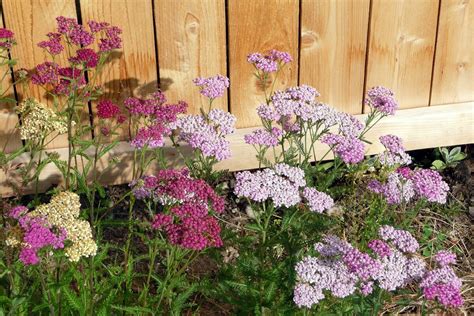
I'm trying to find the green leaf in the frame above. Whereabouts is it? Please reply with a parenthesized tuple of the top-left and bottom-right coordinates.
(171, 283, 197, 313)
(111, 305, 153, 315)
(63, 287, 83, 312)
(431, 160, 445, 170)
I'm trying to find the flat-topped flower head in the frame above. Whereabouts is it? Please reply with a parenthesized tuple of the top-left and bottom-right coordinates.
(0, 28, 15, 49)
(302, 187, 334, 213)
(412, 169, 449, 204)
(193, 74, 229, 99)
(173, 112, 234, 161)
(366, 86, 398, 115)
(234, 166, 302, 208)
(6, 192, 96, 264)
(247, 50, 292, 73)
(378, 225, 419, 253)
(16, 98, 68, 141)
(321, 134, 365, 164)
(378, 134, 412, 166)
(69, 48, 99, 68)
(147, 169, 224, 250)
(244, 127, 282, 147)
(97, 99, 121, 119)
(38, 32, 63, 55)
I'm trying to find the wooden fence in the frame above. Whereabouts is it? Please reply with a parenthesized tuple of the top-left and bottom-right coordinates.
(0, 0, 473, 195)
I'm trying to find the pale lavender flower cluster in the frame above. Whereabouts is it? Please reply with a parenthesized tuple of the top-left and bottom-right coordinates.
(193, 74, 229, 99)
(302, 187, 334, 213)
(244, 127, 283, 147)
(378, 225, 419, 253)
(321, 134, 365, 164)
(247, 50, 292, 73)
(368, 172, 415, 204)
(172, 111, 235, 161)
(234, 164, 304, 208)
(369, 168, 449, 205)
(411, 169, 449, 204)
(378, 134, 412, 166)
(293, 235, 370, 308)
(435, 250, 457, 267)
(420, 251, 463, 308)
(294, 227, 463, 309)
(366, 86, 398, 115)
(234, 164, 334, 213)
(208, 108, 236, 135)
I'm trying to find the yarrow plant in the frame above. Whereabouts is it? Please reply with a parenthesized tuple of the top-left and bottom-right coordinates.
(171, 74, 235, 181)
(368, 167, 449, 205)
(128, 168, 224, 308)
(293, 226, 463, 310)
(5, 192, 97, 264)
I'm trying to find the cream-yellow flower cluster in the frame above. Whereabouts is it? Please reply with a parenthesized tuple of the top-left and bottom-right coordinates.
(30, 191, 97, 262)
(16, 98, 68, 141)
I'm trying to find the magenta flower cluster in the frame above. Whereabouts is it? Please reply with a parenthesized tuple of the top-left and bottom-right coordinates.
(132, 169, 224, 250)
(294, 226, 463, 309)
(7, 206, 66, 265)
(0, 28, 15, 49)
(193, 75, 230, 99)
(126, 91, 187, 149)
(368, 167, 449, 205)
(378, 134, 412, 166)
(366, 86, 399, 115)
(32, 16, 122, 96)
(420, 251, 463, 308)
(247, 50, 292, 73)
(234, 163, 333, 212)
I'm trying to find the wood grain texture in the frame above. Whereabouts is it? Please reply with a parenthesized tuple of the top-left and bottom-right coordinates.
(365, 0, 439, 110)
(0, 10, 21, 153)
(80, 0, 158, 140)
(431, 0, 474, 105)
(2, 102, 472, 196)
(155, 0, 227, 114)
(300, 0, 370, 114)
(228, 0, 299, 128)
(3, 0, 78, 148)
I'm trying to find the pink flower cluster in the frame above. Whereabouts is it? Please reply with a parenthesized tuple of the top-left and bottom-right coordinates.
(321, 134, 365, 164)
(7, 206, 66, 265)
(368, 167, 449, 204)
(31, 16, 122, 95)
(0, 28, 15, 49)
(294, 226, 463, 309)
(126, 91, 187, 149)
(172, 109, 236, 161)
(244, 127, 283, 147)
(378, 134, 412, 166)
(247, 49, 292, 73)
(234, 163, 333, 212)
(366, 86, 398, 115)
(193, 75, 229, 99)
(420, 251, 463, 308)
(136, 169, 224, 250)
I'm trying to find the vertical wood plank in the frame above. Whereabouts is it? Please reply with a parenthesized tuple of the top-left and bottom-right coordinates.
(154, 0, 227, 114)
(228, 0, 299, 128)
(80, 0, 158, 140)
(431, 0, 474, 105)
(0, 10, 21, 153)
(365, 0, 439, 110)
(3, 0, 78, 148)
(299, 0, 370, 114)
